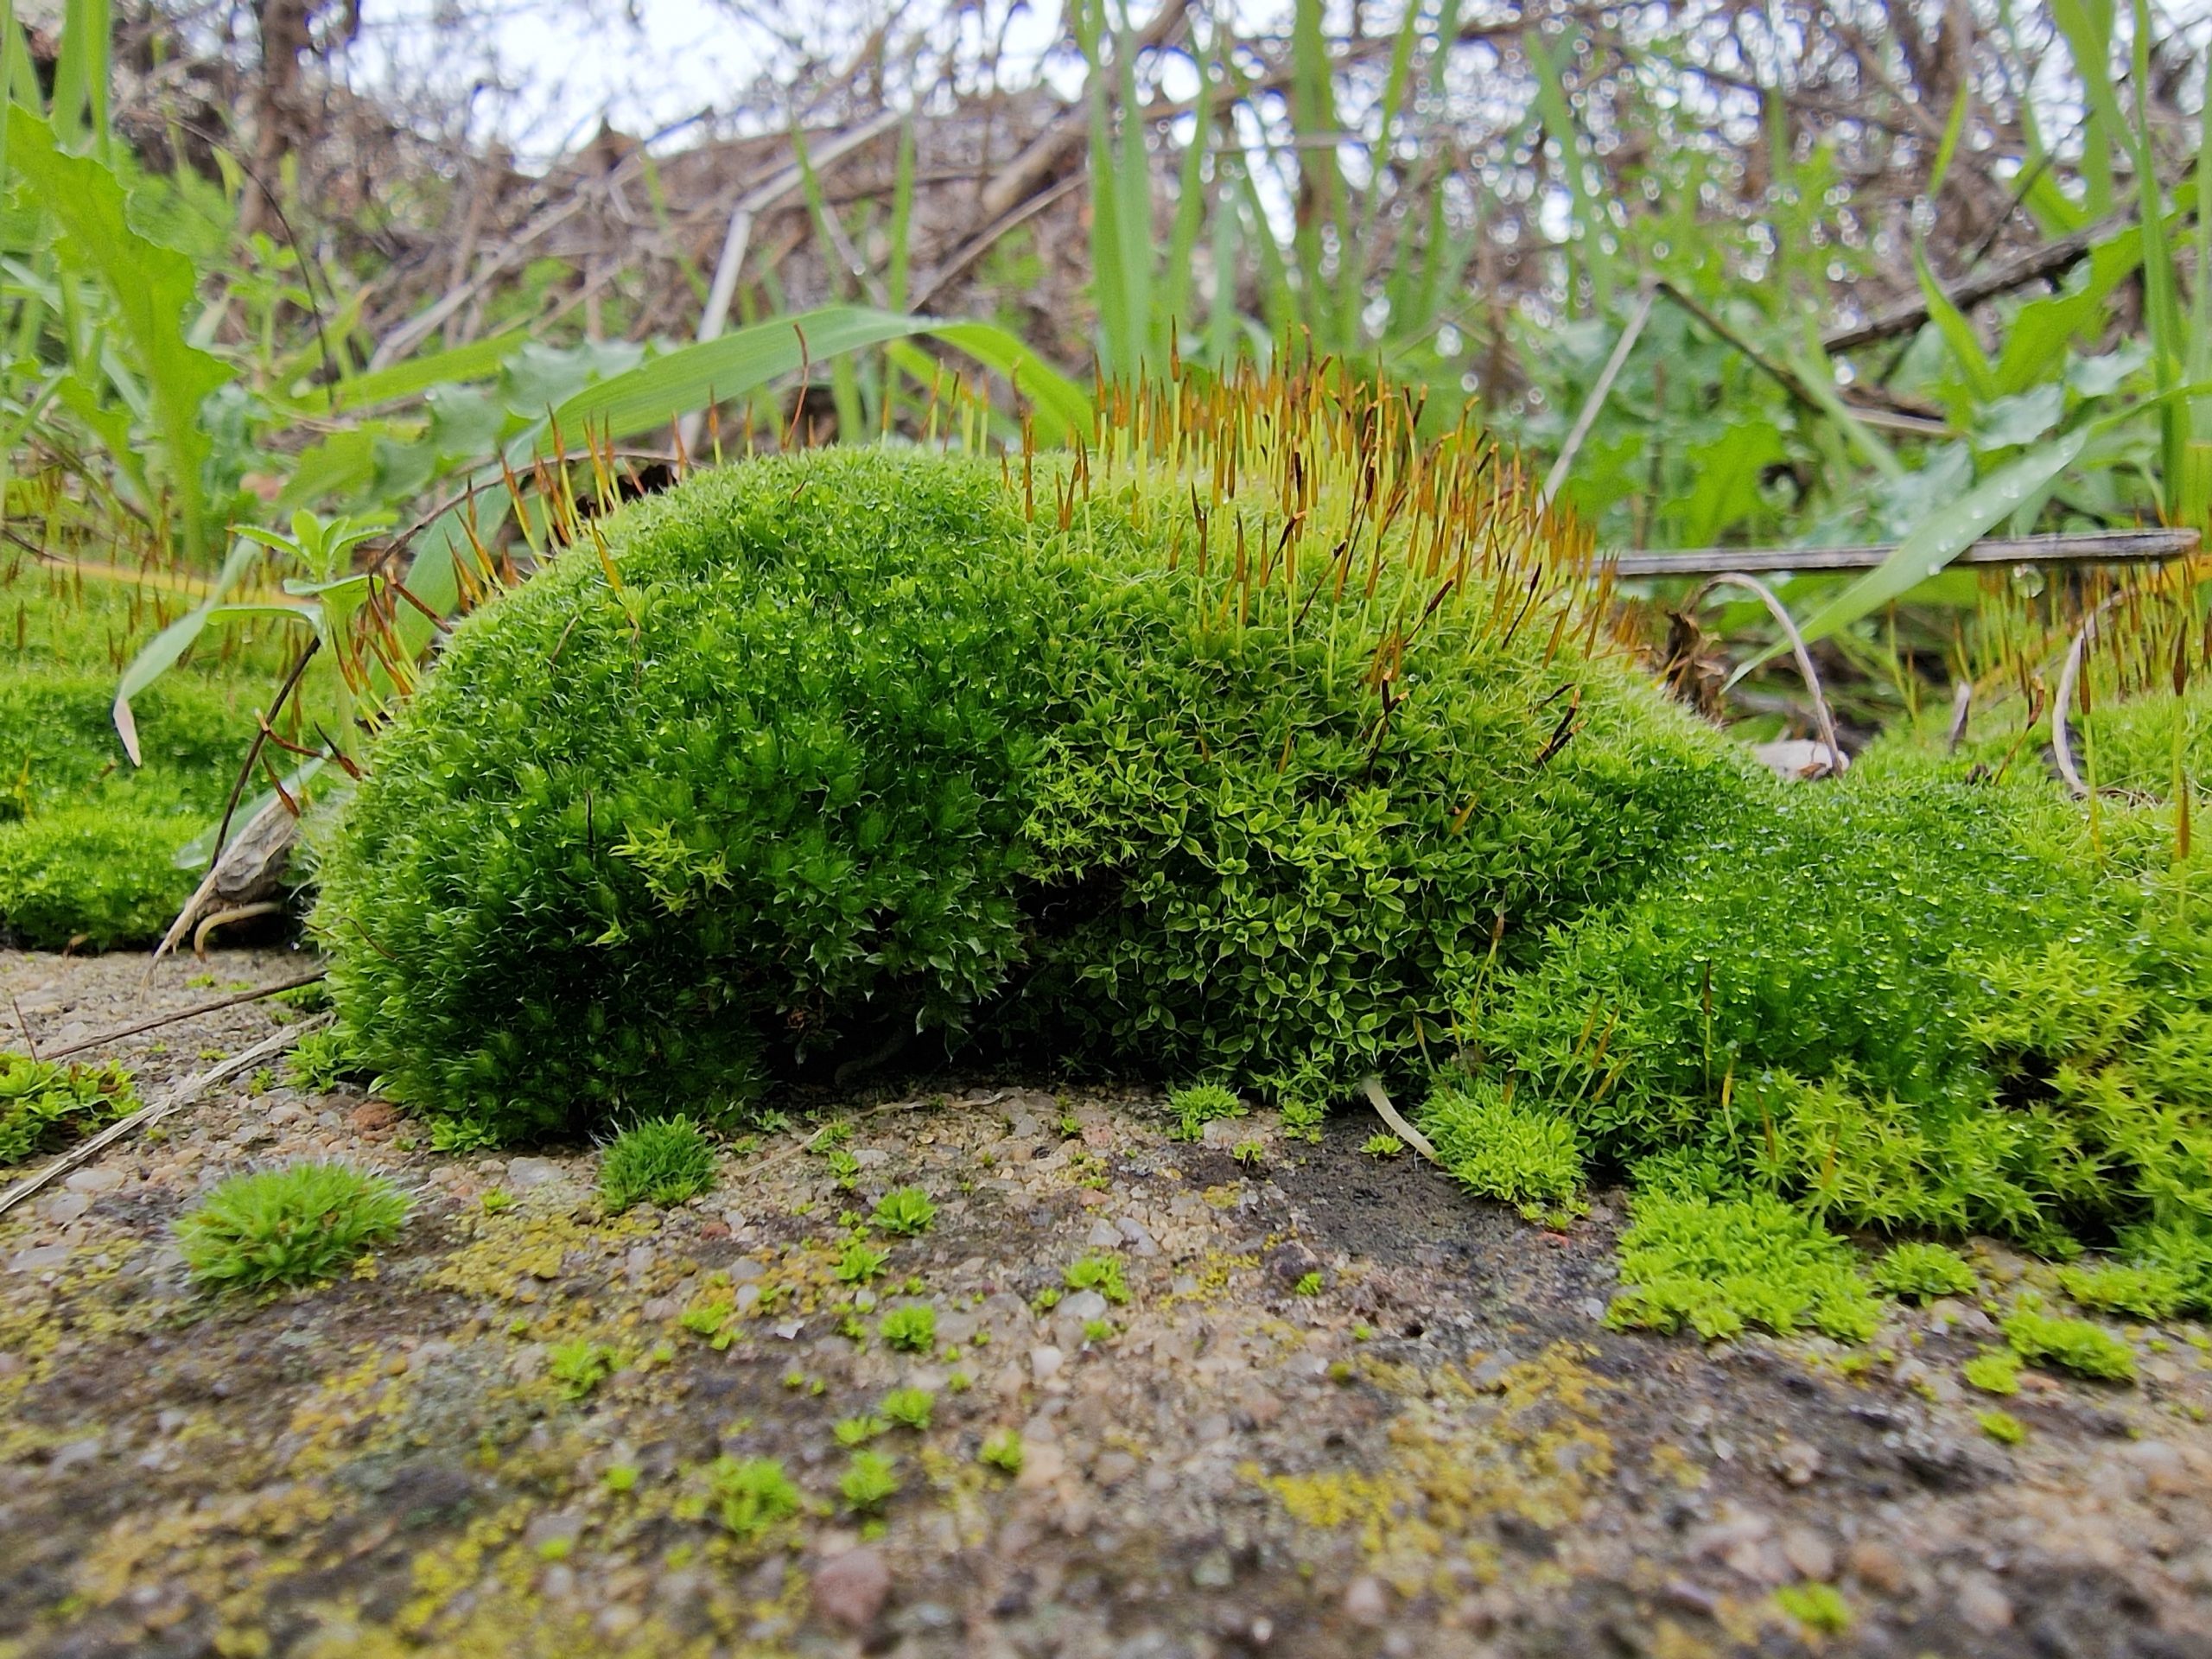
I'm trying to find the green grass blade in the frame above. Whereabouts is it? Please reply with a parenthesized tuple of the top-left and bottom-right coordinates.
(1338, 0, 1425, 334)
(925, 321, 1094, 443)
(2050, 0, 2119, 218)
(49, 0, 109, 154)
(1111, 1, 1152, 371)
(1526, 26, 1611, 315)
(1913, 241, 1997, 401)
(1076, 0, 1135, 379)
(534, 305, 1088, 454)
(9, 105, 230, 559)
(887, 119, 916, 312)
(1290, 0, 1345, 345)
(300, 327, 529, 413)
(1156, 27, 1214, 362)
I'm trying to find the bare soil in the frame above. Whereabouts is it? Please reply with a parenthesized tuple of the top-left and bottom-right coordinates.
(3, 948, 2210, 1659)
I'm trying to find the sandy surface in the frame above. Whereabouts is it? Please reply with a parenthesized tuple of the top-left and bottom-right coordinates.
(3, 947, 2210, 1658)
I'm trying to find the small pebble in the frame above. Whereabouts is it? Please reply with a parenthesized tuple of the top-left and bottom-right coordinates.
(811, 1545, 891, 1631)
(1955, 1573, 2012, 1631)
(1343, 1575, 1389, 1625)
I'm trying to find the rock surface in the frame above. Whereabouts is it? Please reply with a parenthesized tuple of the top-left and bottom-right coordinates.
(0, 947, 2209, 1657)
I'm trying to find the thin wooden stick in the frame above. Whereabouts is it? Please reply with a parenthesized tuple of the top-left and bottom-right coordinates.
(1541, 287, 1655, 511)
(32, 970, 327, 1062)
(0, 1018, 327, 1219)
(1606, 526, 2197, 579)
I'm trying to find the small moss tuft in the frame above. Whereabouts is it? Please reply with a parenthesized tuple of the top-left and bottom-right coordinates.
(598, 1116, 715, 1213)
(0, 1052, 137, 1166)
(838, 1449, 899, 1511)
(836, 1240, 890, 1283)
(879, 1304, 937, 1352)
(1065, 1253, 1130, 1305)
(1420, 1082, 1584, 1209)
(2056, 1260, 2189, 1321)
(1168, 1083, 1244, 1141)
(707, 1456, 801, 1540)
(1773, 1582, 1852, 1635)
(1961, 1349, 2023, 1395)
(880, 1388, 935, 1430)
(1605, 1191, 1878, 1343)
(870, 1186, 938, 1236)
(175, 1161, 408, 1291)
(2002, 1304, 2136, 1382)
(1977, 1408, 2027, 1445)
(1869, 1241, 1979, 1302)
(978, 1428, 1023, 1474)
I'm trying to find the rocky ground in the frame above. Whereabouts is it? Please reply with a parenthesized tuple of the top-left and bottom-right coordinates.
(2, 948, 2210, 1658)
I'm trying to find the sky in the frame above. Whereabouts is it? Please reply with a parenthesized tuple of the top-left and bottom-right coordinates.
(338, 0, 1073, 166)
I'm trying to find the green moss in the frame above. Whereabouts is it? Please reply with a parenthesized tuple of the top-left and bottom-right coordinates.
(547, 1340, 620, 1400)
(1961, 1349, 2022, 1395)
(1419, 1082, 1584, 1210)
(285, 1026, 365, 1093)
(175, 1161, 408, 1290)
(1869, 1241, 1979, 1301)
(1167, 1083, 1243, 1141)
(870, 1186, 937, 1236)
(317, 453, 1070, 1137)
(1773, 1581, 1852, 1635)
(0, 1052, 137, 1166)
(320, 438, 1743, 1135)
(878, 1304, 936, 1352)
(879, 1387, 934, 1430)
(2056, 1259, 2190, 1320)
(2003, 1303, 2136, 1382)
(1065, 1254, 1130, 1304)
(978, 1428, 1023, 1473)
(597, 1116, 715, 1212)
(1977, 1408, 2027, 1445)
(835, 1240, 888, 1283)
(837, 1448, 899, 1510)
(0, 665, 259, 950)
(705, 1455, 800, 1540)
(1605, 1192, 1879, 1343)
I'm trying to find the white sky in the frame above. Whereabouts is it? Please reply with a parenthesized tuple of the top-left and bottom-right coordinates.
(339, 0, 1074, 166)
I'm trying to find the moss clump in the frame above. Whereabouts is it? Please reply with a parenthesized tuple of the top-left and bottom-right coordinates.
(1167, 1082, 1243, 1141)
(706, 1455, 800, 1541)
(0, 1052, 138, 1166)
(1065, 1253, 1130, 1304)
(0, 670, 255, 950)
(1977, 1408, 2027, 1445)
(1605, 1191, 1879, 1343)
(1420, 1083, 1585, 1211)
(1961, 1349, 2022, 1395)
(838, 1448, 899, 1510)
(879, 1387, 934, 1430)
(878, 1304, 935, 1352)
(869, 1186, 937, 1236)
(2056, 1259, 2190, 1320)
(1773, 1582, 1852, 1636)
(175, 1161, 408, 1290)
(320, 425, 1743, 1137)
(2002, 1303, 2136, 1382)
(597, 1116, 715, 1212)
(317, 452, 1074, 1138)
(1869, 1241, 1979, 1302)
